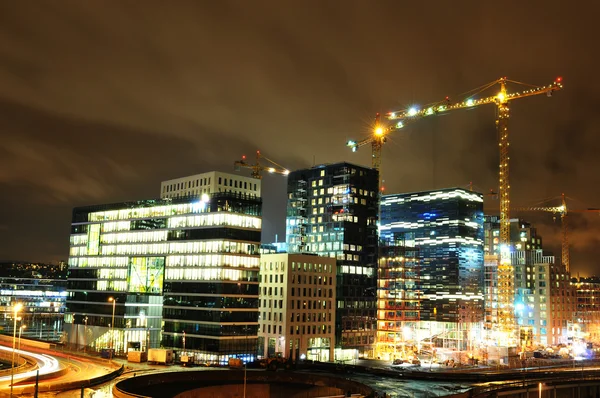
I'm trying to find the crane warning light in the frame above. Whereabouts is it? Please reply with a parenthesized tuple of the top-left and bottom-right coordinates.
(407, 107, 418, 117)
(242, 155, 246, 160)
(374, 127, 384, 136)
(556, 76, 563, 82)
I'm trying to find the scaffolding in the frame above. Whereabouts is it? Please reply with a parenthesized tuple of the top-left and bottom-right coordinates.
(376, 233, 421, 361)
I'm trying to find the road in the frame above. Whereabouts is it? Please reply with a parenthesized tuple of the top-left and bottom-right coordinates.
(6, 350, 600, 398)
(0, 343, 119, 397)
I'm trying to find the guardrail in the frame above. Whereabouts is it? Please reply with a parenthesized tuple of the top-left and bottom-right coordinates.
(18, 364, 124, 395)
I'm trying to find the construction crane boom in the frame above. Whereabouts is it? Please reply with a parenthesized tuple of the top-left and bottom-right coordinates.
(348, 76, 562, 246)
(513, 193, 600, 272)
(234, 150, 290, 180)
(348, 75, 563, 343)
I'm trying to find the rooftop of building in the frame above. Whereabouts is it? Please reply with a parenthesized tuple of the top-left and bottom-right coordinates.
(310, 161, 374, 170)
(572, 276, 600, 284)
(161, 170, 260, 182)
(382, 186, 484, 198)
(72, 190, 261, 215)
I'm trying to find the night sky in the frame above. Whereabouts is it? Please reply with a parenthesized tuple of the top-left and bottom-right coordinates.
(1, 2, 599, 275)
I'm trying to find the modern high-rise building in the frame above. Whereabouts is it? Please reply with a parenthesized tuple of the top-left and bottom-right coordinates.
(572, 276, 600, 343)
(286, 162, 379, 356)
(380, 188, 485, 329)
(484, 216, 543, 256)
(65, 190, 262, 362)
(258, 253, 336, 361)
(483, 217, 545, 338)
(513, 251, 575, 346)
(161, 171, 261, 199)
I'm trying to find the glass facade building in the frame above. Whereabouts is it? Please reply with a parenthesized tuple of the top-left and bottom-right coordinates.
(65, 192, 262, 362)
(286, 162, 379, 355)
(380, 188, 485, 325)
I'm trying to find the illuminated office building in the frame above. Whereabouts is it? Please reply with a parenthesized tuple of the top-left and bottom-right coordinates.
(65, 191, 262, 362)
(286, 163, 379, 357)
(258, 253, 336, 362)
(161, 171, 260, 199)
(483, 216, 543, 255)
(513, 251, 575, 346)
(380, 188, 485, 345)
(572, 277, 600, 344)
(483, 217, 545, 336)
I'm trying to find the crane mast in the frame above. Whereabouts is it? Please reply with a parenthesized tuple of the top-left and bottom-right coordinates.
(496, 78, 510, 247)
(347, 75, 563, 345)
(560, 193, 569, 270)
(495, 78, 514, 335)
(513, 193, 600, 273)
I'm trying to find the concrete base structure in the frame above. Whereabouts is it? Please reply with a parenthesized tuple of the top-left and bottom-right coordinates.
(113, 370, 373, 398)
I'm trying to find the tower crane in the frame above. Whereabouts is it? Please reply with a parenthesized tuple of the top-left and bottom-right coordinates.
(513, 193, 600, 273)
(234, 150, 290, 179)
(348, 76, 563, 342)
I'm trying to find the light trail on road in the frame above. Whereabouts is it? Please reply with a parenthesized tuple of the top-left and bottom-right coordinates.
(0, 345, 61, 383)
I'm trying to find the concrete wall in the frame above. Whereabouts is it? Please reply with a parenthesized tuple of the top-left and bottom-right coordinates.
(114, 370, 374, 398)
(0, 334, 55, 350)
(175, 383, 348, 398)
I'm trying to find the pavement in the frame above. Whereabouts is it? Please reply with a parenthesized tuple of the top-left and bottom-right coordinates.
(4, 346, 600, 398)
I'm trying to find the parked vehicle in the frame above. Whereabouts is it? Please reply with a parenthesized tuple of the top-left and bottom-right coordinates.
(259, 352, 295, 371)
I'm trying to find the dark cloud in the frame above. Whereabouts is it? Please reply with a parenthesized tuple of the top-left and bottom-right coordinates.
(0, 1, 598, 275)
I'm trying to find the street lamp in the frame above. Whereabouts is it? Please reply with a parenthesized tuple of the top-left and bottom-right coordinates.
(17, 324, 26, 364)
(108, 297, 116, 359)
(84, 316, 88, 353)
(11, 303, 23, 398)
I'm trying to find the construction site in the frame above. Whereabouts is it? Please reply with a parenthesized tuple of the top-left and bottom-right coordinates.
(345, 76, 583, 365)
(231, 75, 598, 366)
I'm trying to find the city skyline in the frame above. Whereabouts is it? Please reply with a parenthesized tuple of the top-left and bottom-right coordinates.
(1, 2, 599, 275)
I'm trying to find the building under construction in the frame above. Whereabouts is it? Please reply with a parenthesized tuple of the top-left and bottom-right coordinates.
(376, 233, 420, 361)
(379, 188, 485, 353)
